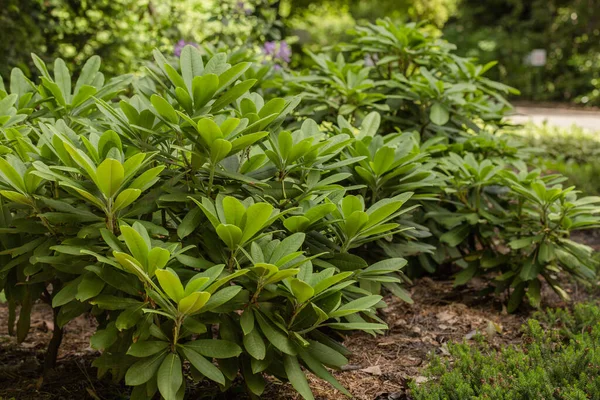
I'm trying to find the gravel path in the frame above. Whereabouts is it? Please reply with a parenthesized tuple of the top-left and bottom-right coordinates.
(508, 106, 600, 131)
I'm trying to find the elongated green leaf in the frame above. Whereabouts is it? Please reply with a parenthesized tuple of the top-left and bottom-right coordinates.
(125, 350, 168, 386)
(113, 188, 141, 211)
(243, 329, 266, 360)
(127, 341, 169, 357)
(185, 339, 242, 358)
(283, 355, 314, 400)
(157, 353, 182, 400)
(120, 225, 149, 267)
(255, 311, 296, 355)
(211, 79, 257, 112)
(181, 346, 225, 385)
(151, 94, 178, 124)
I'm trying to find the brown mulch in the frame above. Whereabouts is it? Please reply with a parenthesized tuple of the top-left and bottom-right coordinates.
(1, 263, 598, 400)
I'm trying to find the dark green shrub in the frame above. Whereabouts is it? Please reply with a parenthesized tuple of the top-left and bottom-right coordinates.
(410, 303, 600, 399)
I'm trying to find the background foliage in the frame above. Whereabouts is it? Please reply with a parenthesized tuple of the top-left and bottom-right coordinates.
(4, 0, 600, 106)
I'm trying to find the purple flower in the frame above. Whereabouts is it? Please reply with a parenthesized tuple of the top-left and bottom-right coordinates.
(174, 40, 198, 57)
(277, 41, 291, 63)
(261, 41, 292, 69)
(262, 41, 277, 56)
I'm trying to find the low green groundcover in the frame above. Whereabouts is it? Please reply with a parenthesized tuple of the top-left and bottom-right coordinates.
(410, 303, 600, 399)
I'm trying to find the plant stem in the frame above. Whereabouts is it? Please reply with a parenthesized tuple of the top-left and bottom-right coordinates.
(207, 164, 215, 197)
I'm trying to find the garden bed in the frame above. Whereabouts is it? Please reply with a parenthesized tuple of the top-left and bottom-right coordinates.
(1, 275, 595, 400)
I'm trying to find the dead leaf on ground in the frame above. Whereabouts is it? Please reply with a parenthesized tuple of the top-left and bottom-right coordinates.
(361, 365, 383, 376)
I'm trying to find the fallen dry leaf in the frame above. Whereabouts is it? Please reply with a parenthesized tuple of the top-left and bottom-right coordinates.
(436, 310, 456, 322)
(361, 365, 382, 376)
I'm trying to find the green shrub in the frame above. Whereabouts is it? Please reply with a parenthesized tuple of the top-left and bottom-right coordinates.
(0, 46, 414, 399)
(410, 303, 600, 399)
(271, 18, 600, 310)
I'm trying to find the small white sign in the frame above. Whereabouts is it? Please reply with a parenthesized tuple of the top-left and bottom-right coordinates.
(526, 49, 547, 67)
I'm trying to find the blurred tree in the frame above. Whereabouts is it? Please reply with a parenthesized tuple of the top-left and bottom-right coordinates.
(285, 0, 457, 27)
(0, 0, 180, 80)
(445, 0, 600, 105)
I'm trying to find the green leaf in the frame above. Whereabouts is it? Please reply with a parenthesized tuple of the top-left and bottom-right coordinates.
(210, 138, 232, 163)
(184, 276, 210, 297)
(75, 55, 101, 93)
(157, 353, 182, 400)
(222, 196, 246, 226)
(306, 340, 348, 368)
(241, 203, 274, 243)
(128, 166, 164, 192)
(329, 295, 382, 317)
(96, 158, 124, 197)
(54, 58, 72, 104)
(519, 259, 540, 281)
(290, 279, 314, 303)
(240, 308, 255, 335)
(202, 286, 242, 311)
(218, 62, 251, 91)
(180, 45, 204, 91)
(177, 208, 202, 240)
(527, 279, 542, 308)
(258, 98, 286, 119)
(298, 348, 350, 396)
(71, 85, 97, 107)
(113, 188, 141, 211)
(192, 74, 219, 109)
(454, 264, 478, 286)
(181, 346, 225, 385)
(184, 339, 242, 358)
(125, 350, 168, 386)
(52, 276, 84, 307)
(216, 224, 243, 249)
(155, 268, 185, 302)
(147, 247, 170, 276)
(244, 329, 266, 360)
(76, 273, 105, 301)
(358, 111, 381, 138)
(211, 79, 257, 112)
(439, 224, 470, 247)
(62, 142, 98, 185)
(127, 341, 169, 357)
(507, 282, 526, 313)
(372, 146, 395, 175)
(120, 225, 149, 267)
(255, 311, 296, 355)
(0, 190, 30, 204)
(324, 322, 388, 331)
(151, 94, 178, 124)
(0, 157, 26, 192)
(178, 291, 211, 314)
(283, 355, 314, 400)
(430, 102, 449, 125)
